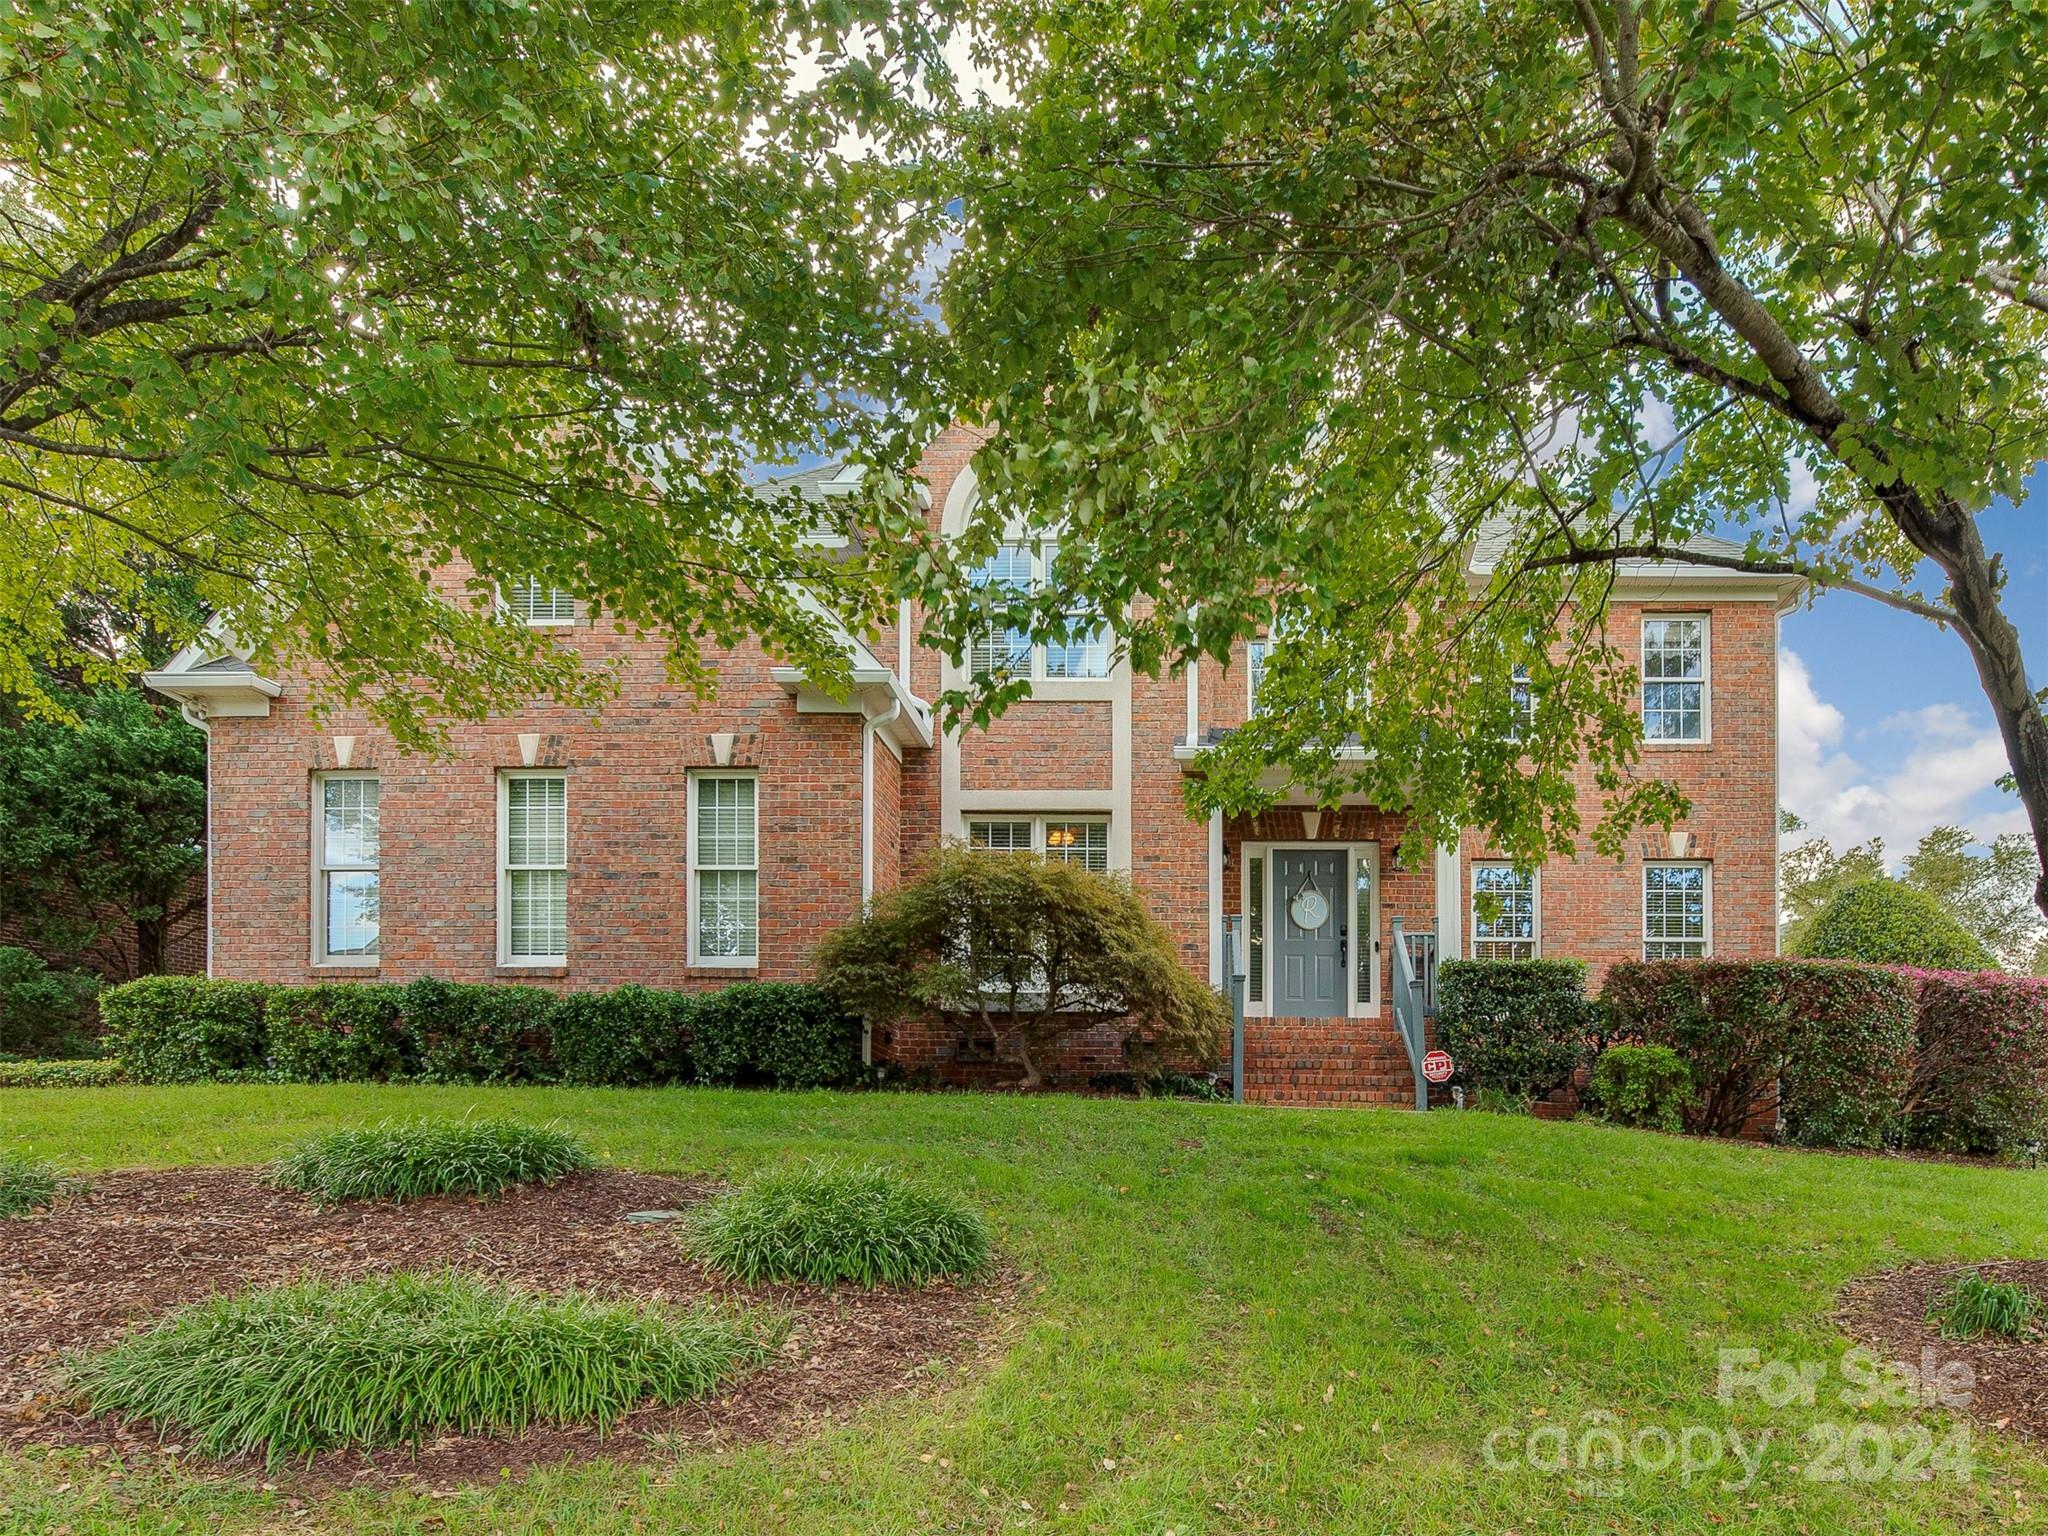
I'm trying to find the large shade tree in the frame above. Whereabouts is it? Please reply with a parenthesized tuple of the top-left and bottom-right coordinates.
(904, 0, 2048, 906)
(0, 0, 950, 747)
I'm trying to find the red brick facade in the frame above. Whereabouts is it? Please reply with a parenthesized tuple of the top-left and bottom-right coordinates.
(155, 425, 1793, 1104)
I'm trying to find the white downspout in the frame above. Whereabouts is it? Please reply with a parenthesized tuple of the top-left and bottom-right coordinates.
(857, 693, 901, 1069)
(178, 703, 216, 977)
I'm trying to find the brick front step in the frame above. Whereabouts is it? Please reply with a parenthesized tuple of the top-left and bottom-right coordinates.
(1238, 1014, 1430, 1107)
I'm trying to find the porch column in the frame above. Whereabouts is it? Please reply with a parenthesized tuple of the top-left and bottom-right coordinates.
(1434, 841, 1462, 961)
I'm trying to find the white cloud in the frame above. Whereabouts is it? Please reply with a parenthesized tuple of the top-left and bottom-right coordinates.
(1785, 456, 1819, 521)
(1635, 393, 1677, 454)
(1778, 648, 2026, 860)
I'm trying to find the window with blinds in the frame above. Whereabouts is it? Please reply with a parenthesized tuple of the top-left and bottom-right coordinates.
(692, 774, 758, 963)
(505, 580, 576, 626)
(967, 816, 1110, 873)
(1644, 862, 1710, 958)
(965, 540, 1109, 680)
(1642, 616, 1708, 742)
(1471, 864, 1537, 960)
(500, 773, 568, 962)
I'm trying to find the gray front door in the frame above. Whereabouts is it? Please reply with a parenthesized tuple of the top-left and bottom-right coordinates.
(1272, 849, 1347, 1017)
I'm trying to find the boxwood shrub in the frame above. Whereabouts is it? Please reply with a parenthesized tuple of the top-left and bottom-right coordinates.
(101, 975, 270, 1083)
(549, 984, 694, 1086)
(1435, 958, 1593, 1102)
(1590, 1043, 1693, 1132)
(692, 982, 862, 1089)
(1903, 968, 2048, 1157)
(404, 977, 557, 1083)
(0, 1057, 126, 1087)
(1601, 959, 1917, 1147)
(267, 984, 411, 1083)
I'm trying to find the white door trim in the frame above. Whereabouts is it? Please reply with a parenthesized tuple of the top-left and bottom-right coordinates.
(1240, 840, 1380, 1019)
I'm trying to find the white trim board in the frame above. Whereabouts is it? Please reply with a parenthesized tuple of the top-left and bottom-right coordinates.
(1237, 840, 1382, 1019)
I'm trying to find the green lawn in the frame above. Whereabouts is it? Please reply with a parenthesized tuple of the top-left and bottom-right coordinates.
(3, 1085, 2043, 1534)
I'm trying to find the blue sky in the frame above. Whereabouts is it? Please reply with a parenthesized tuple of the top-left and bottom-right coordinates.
(1777, 467, 2048, 861)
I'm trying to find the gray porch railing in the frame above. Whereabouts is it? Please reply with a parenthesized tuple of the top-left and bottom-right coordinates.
(1224, 914, 1246, 1104)
(1390, 916, 1429, 1110)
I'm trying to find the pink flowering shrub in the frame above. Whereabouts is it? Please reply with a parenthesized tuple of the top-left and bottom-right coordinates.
(1901, 968, 2048, 1157)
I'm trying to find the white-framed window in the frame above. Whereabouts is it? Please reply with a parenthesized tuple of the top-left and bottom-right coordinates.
(314, 773, 380, 964)
(967, 815, 1111, 873)
(965, 541, 1110, 681)
(1247, 638, 1271, 715)
(690, 773, 759, 966)
(504, 580, 577, 627)
(498, 771, 568, 964)
(1642, 615, 1708, 743)
(1508, 664, 1535, 741)
(1470, 864, 1538, 960)
(1643, 861, 1711, 959)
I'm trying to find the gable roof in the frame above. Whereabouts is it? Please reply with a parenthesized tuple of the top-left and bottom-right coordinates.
(1466, 521, 1804, 604)
(141, 619, 279, 729)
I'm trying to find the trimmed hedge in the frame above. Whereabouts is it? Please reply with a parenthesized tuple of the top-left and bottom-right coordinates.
(101, 975, 271, 1084)
(1601, 959, 1918, 1147)
(1793, 879, 1997, 971)
(267, 984, 411, 1083)
(692, 983, 863, 1090)
(0, 1057, 126, 1088)
(99, 976, 857, 1090)
(550, 985, 694, 1086)
(1436, 959, 1593, 1101)
(404, 978, 556, 1084)
(1903, 968, 2048, 1157)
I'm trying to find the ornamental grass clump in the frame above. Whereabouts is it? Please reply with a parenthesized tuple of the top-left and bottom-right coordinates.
(1929, 1269, 2042, 1341)
(687, 1163, 992, 1288)
(0, 1149, 65, 1217)
(68, 1271, 768, 1463)
(269, 1117, 591, 1203)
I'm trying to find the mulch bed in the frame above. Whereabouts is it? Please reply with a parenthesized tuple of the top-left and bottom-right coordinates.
(1838, 1260, 2048, 1446)
(1, 1168, 1013, 1489)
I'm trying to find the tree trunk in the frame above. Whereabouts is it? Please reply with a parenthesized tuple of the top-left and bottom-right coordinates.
(1009, 1034, 1045, 1091)
(1884, 496, 2048, 920)
(1620, 193, 2048, 918)
(135, 915, 165, 977)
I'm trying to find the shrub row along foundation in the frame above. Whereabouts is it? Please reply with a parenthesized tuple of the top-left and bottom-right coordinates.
(1439, 957, 2048, 1155)
(96, 975, 862, 1089)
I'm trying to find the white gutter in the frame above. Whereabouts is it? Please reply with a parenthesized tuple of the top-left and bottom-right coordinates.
(856, 692, 900, 1072)
(859, 693, 902, 904)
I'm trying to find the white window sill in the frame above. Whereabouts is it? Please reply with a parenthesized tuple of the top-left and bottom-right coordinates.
(1025, 677, 1117, 701)
(312, 957, 380, 970)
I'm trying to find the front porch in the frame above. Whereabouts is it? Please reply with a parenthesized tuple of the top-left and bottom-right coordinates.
(1214, 805, 1453, 1107)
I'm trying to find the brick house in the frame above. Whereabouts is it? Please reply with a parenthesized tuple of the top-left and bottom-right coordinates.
(145, 425, 1799, 1104)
